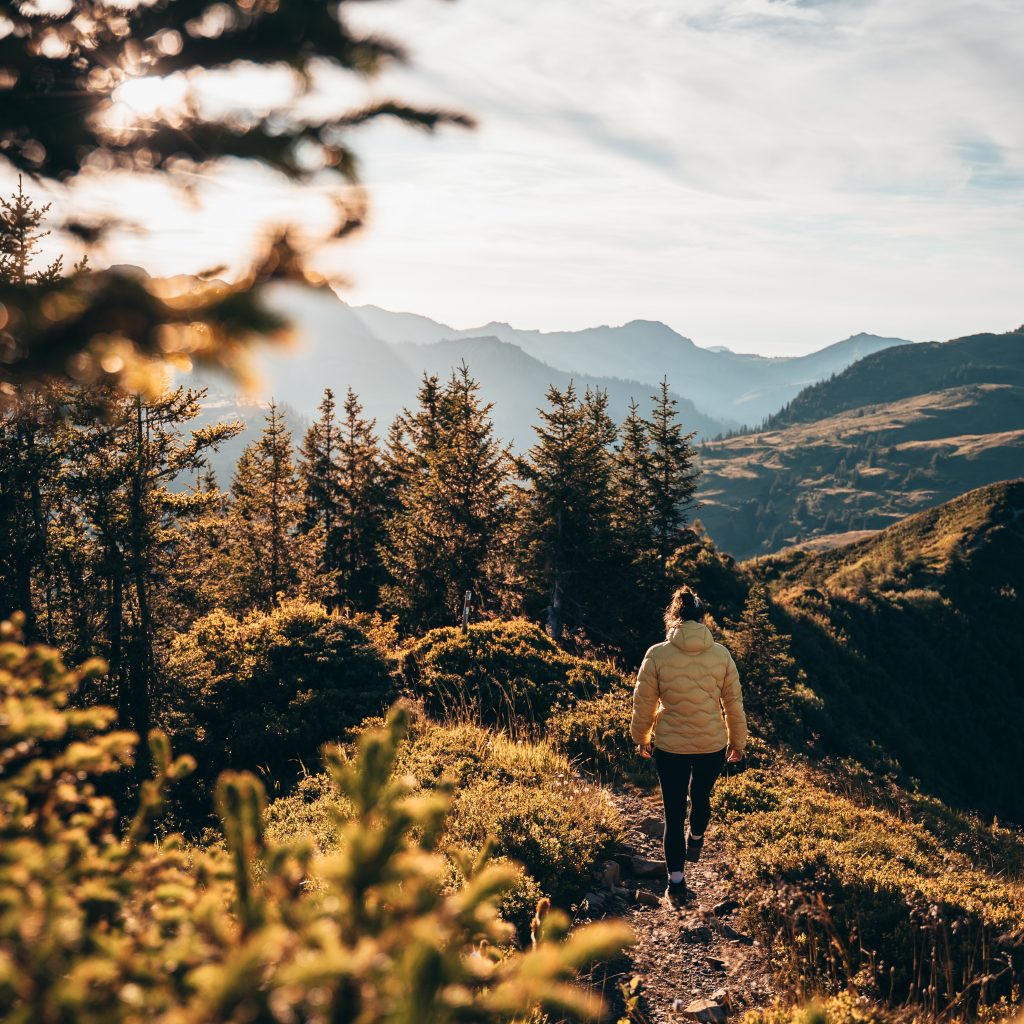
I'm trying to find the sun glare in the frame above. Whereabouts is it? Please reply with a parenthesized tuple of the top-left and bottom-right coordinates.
(114, 75, 189, 121)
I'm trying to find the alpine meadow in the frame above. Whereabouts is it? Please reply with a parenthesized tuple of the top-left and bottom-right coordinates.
(1, 3, 1022, 1024)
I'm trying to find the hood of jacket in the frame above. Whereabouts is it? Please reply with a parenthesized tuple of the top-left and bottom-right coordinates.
(667, 620, 714, 654)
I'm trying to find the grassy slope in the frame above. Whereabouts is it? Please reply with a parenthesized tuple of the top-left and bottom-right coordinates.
(697, 329, 1024, 559)
(715, 753, 1024, 1010)
(764, 329, 1024, 429)
(747, 479, 1024, 821)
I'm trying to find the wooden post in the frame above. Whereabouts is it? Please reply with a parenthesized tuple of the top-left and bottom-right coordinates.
(461, 589, 473, 634)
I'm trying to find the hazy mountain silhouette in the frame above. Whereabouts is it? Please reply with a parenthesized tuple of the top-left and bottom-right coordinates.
(351, 301, 910, 426)
(190, 284, 736, 467)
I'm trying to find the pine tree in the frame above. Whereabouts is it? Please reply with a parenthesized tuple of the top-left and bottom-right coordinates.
(0, 182, 72, 639)
(0, 177, 63, 285)
(727, 584, 801, 736)
(518, 383, 620, 642)
(60, 386, 240, 778)
(224, 402, 317, 611)
(336, 389, 390, 612)
(298, 388, 344, 599)
(614, 399, 652, 551)
(382, 367, 511, 630)
(644, 378, 700, 571)
(164, 468, 233, 620)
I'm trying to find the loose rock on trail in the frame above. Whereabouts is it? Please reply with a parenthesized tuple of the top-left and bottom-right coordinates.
(575, 782, 776, 1023)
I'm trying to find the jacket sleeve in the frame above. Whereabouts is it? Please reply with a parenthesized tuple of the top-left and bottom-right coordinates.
(721, 653, 748, 753)
(630, 650, 660, 745)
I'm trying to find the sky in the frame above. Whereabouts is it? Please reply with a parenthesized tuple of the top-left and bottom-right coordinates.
(29, 0, 1024, 356)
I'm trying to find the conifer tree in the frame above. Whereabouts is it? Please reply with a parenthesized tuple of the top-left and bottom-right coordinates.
(0, 177, 64, 285)
(61, 386, 240, 776)
(225, 402, 318, 611)
(336, 388, 390, 612)
(164, 468, 233, 620)
(727, 583, 801, 735)
(644, 378, 700, 571)
(0, 182, 75, 640)
(298, 388, 344, 596)
(298, 387, 390, 612)
(614, 399, 656, 564)
(382, 367, 510, 630)
(0, 389, 66, 641)
(518, 383, 620, 642)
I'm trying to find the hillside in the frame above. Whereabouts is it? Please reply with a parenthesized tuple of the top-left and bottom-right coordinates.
(698, 328, 1024, 558)
(749, 479, 1024, 821)
(765, 328, 1024, 428)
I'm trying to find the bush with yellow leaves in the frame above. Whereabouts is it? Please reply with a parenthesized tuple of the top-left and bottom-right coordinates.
(0, 617, 631, 1023)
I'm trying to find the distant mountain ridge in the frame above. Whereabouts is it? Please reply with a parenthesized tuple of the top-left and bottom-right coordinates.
(188, 285, 733, 477)
(185, 283, 920, 485)
(351, 301, 911, 426)
(698, 327, 1024, 559)
(764, 330, 1024, 429)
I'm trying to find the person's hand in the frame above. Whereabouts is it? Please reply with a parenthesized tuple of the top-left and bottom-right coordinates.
(637, 742, 652, 759)
(726, 746, 744, 764)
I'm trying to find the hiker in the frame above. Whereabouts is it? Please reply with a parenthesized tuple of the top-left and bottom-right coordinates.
(630, 586, 747, 899)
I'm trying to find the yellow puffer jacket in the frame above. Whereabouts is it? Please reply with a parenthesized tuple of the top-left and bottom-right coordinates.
(630, 620, 747, 755)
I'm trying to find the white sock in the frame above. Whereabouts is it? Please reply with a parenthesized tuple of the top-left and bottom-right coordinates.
(669, 871, 684, 884)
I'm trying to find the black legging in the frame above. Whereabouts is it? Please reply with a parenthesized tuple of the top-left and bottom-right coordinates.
(654, 746, 727, 872)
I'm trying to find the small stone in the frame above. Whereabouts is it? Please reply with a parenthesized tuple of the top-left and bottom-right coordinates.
(629, 855, 667, 879)
(640, 815, 663, 838)
(711, 988, 729, 1004)
(713, 899, 740, 917)
(634, 887, 661, 907)
(679, 998, 728, 1023)
(710, 919, 743, 941)
(706, 955, 728, 973)
(679, 924, 714, 944)
(582, 891, 606, 914)
(600, 859, 621, 889)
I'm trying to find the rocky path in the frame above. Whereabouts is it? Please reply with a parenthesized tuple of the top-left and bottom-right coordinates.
(577, 782, 777, 1023)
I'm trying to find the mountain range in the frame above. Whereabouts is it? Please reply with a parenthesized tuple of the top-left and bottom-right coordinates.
(189, 282, 912, 477)
(698, 327, 1024, 558)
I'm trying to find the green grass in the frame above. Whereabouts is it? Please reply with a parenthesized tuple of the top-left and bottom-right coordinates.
(714, 756, 1024, 1014)
(265, 714, 623, 934)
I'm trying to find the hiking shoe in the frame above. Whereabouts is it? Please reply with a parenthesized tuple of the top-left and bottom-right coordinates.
(685, 833, 705, 863)
(666, 877, 687, 902)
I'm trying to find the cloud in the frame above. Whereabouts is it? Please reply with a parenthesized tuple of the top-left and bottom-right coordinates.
(20, 0, 1022, 355)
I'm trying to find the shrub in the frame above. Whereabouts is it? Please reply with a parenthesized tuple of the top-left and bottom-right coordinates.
(547, 688, 653, 780)
(161, 599, 395, 801)
(0, 620, 632, 1023)
(400, 618, 622, 727)
(265, 718, 623, 931)
(714, 759, 1024, 1014)
(740, 992, 899, 1024)
(447, 777, 620, 908)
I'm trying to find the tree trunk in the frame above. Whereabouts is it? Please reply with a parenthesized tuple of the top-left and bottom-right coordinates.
(127, 397, 153, 780)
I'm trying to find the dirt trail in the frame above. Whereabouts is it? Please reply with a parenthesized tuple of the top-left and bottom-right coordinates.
(580, 781, 777, 1023)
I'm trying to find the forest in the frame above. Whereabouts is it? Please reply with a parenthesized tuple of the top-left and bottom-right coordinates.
(2, 3, 1023, 1023)
(4, 183, 1024, 1024)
